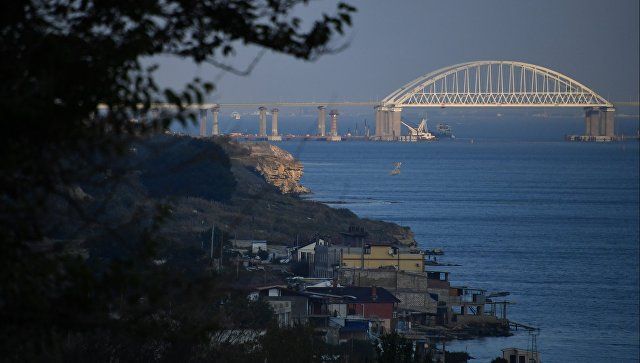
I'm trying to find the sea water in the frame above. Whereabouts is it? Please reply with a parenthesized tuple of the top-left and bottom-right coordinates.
(280, 139, 639, 362)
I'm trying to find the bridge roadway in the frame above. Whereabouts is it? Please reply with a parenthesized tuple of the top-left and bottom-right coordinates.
(98, 60, 639, 141)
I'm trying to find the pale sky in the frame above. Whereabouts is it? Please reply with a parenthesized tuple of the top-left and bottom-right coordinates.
(152, 0, 639, 104)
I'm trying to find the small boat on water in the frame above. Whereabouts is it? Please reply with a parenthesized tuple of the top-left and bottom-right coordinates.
(434, 123, 455, 139)
(390, 162, 402, 175)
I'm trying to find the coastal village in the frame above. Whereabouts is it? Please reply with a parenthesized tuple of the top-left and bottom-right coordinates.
(207, 142, 539, 363)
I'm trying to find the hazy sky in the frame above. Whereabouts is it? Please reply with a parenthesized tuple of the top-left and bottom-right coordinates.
(152, 0, 639, 104)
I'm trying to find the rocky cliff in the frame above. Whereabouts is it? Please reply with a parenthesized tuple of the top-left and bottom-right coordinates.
(243, 143, 310, 195)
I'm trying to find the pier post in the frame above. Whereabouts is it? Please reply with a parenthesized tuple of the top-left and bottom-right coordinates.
(268, 108, 282, 141)
(258, 106, 267, 138)
(317, 106, 326, 137)
(603, 107, 615, 137)
(376, 106, 392, 141)
(199, 108, 207, 137)
(374, 106, 382, 139)
(584, 106, 616, 138)
(390, 107, 402, 140)
(211, 106, 220, 136)
(327, 109, 341, 141)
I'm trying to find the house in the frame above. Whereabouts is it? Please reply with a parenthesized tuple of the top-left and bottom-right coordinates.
(501, 348, 540, 363)
(336, 267, 438, 325)
(295, 241, 316, 262)
(340, 243, 424, 272)
(339, 225, 368, 247)
(230, 239, 268, 255)
(251, 240, 267, 254)
(306, 286, 401, 334)
(313, 240, 344, 278)
(249, 285, 311, 326)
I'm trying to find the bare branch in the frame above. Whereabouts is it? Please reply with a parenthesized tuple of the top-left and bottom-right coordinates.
(205, 49, 267, 76)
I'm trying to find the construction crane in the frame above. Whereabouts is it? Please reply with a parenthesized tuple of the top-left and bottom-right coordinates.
(401, 118, 436, 141)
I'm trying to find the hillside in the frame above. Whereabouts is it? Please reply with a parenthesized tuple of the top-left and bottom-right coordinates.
(44, 134, 416, 272)
(155, 136, 416, 248)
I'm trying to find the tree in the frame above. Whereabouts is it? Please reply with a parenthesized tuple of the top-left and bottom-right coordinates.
(445, 351, 472, 363)
(491, 357, 508, 363)
(259, 323, 324, 363)
(376, 332, 415, 363)
(0, 0, 355, 360)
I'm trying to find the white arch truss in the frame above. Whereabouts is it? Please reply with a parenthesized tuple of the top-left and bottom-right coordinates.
(381, 61, 612, 108)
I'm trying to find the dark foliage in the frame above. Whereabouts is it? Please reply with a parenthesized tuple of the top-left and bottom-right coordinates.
(376, 332, 415, 363)
(0, 0, 355, 360)
(138, 135, 237, 202)
(259, 323, 324, 363)
(445, 351, 472, 363)
(491, 357, 509, 363)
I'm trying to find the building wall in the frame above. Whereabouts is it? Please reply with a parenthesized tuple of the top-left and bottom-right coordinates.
(313, 244, 342, 278)
(267, 300, 292, 327)
(341, 246, 424, 272)
(337, 268, 429, 292)
(348, 302, 395, 332)
(336, 269, 437, 313)
(266, 296, 309, 325)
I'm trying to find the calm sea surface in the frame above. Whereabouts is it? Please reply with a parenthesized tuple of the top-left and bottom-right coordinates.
(279, 139, 640, 362)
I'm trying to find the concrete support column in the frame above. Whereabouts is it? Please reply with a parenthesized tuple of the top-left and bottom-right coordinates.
(390, 107, 402, 139)
(589, 112, 599, 136)
(376, 107, 390, 140)
(268, 108, 282, 141)
(317, 106, 326, 136)
(258, 106, 267, 137)
(271, 108, 279, 136)
(199, 108, 207, 137)
(603, 107, 615, 137)
(584, 113, 590, 137)
(374, 106, 382, 138)
(211, 106, 220, 136)
(584, 107, 598, 136)
(327, 109, 341, 141)
(383, 110, 389, 135)
(330, 109, 338, 136)
(584, 106, 615, 137)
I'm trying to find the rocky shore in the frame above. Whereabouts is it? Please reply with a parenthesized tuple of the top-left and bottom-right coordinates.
(243, 143, 310, 195)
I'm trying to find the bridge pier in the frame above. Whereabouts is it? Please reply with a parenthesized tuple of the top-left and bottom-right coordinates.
(327, 109, 341, 141)
(390, 107, 402, 139)
(211, 106, 220, 136)
(584, 107, 615, 138)
(374, 106, 383, 139)
(268, 108, 282, 141)
(258, 106, 267, 138)
(199, 108, 207, 137)
(317, 106, 326, 137)
(375, 106, 402, 141)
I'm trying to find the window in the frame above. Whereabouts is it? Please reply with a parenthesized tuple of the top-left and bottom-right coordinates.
(348, 304, 356, 315)
(518, 356, 525, 363)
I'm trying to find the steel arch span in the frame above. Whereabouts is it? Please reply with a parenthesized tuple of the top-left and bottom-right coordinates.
(381, 61, 612, 108)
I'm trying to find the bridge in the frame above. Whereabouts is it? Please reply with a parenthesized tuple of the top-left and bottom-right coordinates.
(374, 61, 615, 140)
(104, 61, 634, 141)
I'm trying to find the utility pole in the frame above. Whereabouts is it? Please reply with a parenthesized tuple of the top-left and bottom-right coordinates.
(214, 224, 216, 263)
(219, 228, 223, 271)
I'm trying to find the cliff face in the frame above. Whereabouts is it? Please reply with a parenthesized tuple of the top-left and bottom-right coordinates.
(244, 143, 310, 195)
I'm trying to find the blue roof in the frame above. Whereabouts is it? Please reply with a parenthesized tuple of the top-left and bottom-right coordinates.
(340, 320, 369, 333)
